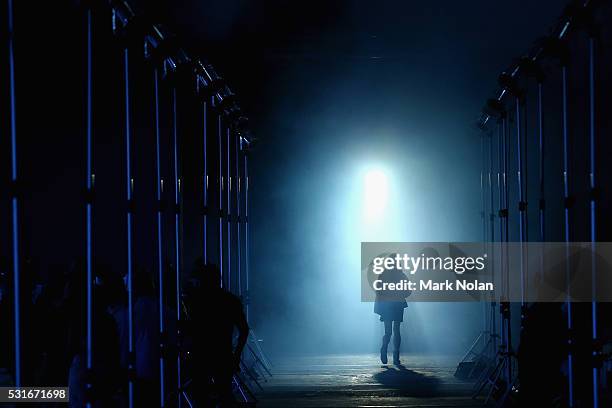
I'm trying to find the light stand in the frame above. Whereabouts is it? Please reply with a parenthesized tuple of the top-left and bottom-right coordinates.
(236, 130, 242, 299)
(171, 85, 183, 408)
(227, 126, 232, 293)
(201, 91, 208, 266)
(153, 66, 167, 407)
(237, 131, 273, 379)
(473, 111, 516, 406)
(244, 148, 250, 321)
(122, 45, 136, 408)
(109, 5, 140, 406)
(84, 7, 94, 407)
(7, 0, 21, 389)
(561, 53, 575, 408)
(588, 30, 601, 408)
(456, 130, 498, 381)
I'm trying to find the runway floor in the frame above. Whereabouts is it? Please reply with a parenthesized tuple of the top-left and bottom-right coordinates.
(254, 354, 487, 407)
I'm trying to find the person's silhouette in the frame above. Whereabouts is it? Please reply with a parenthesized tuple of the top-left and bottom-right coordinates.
(190, 261, 249, 406)
(374, 257, 410, 366)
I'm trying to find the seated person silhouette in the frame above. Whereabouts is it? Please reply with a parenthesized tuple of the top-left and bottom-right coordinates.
(190, 261, 249, 406)
(374, 257, 410, 366)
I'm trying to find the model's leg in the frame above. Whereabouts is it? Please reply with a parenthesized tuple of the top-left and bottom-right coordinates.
(380, 320, 392, 364)
(393, 321, 402, 365)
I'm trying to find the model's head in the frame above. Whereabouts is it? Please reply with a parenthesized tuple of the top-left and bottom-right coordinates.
(192, 258, 222, 290)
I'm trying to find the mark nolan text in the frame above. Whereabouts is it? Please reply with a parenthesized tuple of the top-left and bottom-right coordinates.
(373, 279, 494, 292)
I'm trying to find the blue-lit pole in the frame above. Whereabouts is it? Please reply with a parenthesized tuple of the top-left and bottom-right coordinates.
(497, 120, 505, 348)
(217, 106, 224, 288)
(487, 131, 496, 355)
(479, 134, 487, 335)
(588, 35, 599, 408)
(515, 96, 526, 313)
(480, 135, 486, 249)
(502, 116, 511, 382)
(203, 100, 208, 264)
(561, 64, 574, 407)
(236, 135, 242, 297)
(244, 152, 250, 321)
(172, 87, 182, 408)
(537, 80, 545, 291)
(153, 67, 166, 407)
(85, 8, 94, 407)
(123, 47, 135, 408)
(537, 81, 544, 244)
(227, 127, 232, 293)
(8, 0, 20, 388)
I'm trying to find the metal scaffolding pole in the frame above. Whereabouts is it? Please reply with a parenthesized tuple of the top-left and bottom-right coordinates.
(588, 34, 599, 408)
(171, 87, 182, 408)
(487, 131, 497, 354)
(153, 67, 166, 407)
(227, 127, 232, 293)
(236, 134, 242, 297)
(561, 63, 574, 407)
(480, 135, 487, 333)
(203, 100, 208, 264)
(537, 81, 544, 243)
(123, 46, 135, 408)
(217, 107, 224, 289)
(515, 96, 527, 314)
(85, 8, 94, 407)
(7, 0, 21, 388)
(244, 152, 250, 322)
(497, 119, 505, 345)
(536, 79, 545, 291)
(502, 115, 512, 383)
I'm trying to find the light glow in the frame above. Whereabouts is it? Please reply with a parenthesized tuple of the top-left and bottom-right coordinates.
(363, 169, 389, 221)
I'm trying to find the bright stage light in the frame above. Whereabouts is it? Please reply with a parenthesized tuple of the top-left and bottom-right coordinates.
(363, 169, 389, 221)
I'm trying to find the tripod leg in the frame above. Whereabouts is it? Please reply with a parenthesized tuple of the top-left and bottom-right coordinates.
(248, 343, 272, 377)
(249, 329, 273, 371)
(484, 359, 504, 404)
(240, 360, 264, 391)
(235, 372, 258, 403)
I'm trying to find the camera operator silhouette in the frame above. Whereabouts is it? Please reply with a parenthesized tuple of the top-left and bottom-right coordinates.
(189, 260, 249, 406)
(373, 254, 411, 366)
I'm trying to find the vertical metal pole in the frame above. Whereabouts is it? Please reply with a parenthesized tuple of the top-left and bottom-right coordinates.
(480, 135, 486, 244)
(153, 68, 165, 407)
(497, 120, 505, 347)
(227, 127, 232, 293)
(85, 9, 93, 407)
(123, 47, 135, 408)
(515, 96, 526, 310)
(502, 115, 511, 382)
(172, 87, 182, 408)
(537, 81, 544, 243)
(488, 132, 496, 354)
(488, 135, 495, 249)
(588, 36, 599, 408)
(537, 80, 545, 292)
(236, 136, 242, 297)
(562, 64, 574, 407)
(7, 0, 20, 387)
(244, 153, 250, 322)
(217, 107, 224, 288)
(203, 101, 208, 264)
(480, 135, 487, 334)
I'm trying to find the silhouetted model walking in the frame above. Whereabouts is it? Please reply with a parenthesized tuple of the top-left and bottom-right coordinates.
(190, 261, 249, 406)
(374, 262, 410, 366)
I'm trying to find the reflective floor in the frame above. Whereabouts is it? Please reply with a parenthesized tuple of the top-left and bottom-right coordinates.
(256, 354, 485, 407)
